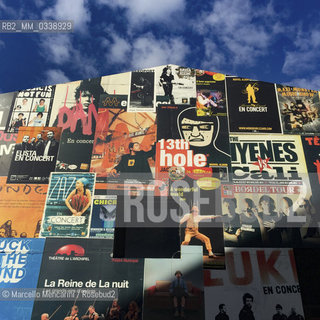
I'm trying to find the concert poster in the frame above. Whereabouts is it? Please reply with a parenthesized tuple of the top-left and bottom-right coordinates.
(40, 172, 95, 238)
(155, 64, 196, 107)
(226, 77, 281, 133)
(204, 248, 304, 320)
(277, 85, 320, 134)
(31, 238, 144, 320)
(6, 86, 55, 133)
(7, 126, 61, 184)
(196, 69, 227, 116)
(89, 195, 117, 239)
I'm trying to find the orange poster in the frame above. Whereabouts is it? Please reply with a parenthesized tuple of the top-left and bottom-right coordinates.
(0, 176, 47, 237)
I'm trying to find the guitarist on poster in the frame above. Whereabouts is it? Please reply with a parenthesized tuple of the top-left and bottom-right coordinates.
(110, 141, 156, 180)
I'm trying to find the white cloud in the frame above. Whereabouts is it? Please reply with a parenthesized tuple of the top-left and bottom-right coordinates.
(285, 75, 320, 91)
(45, 69, 70, 85)
(39, 34, 73, 64)
(96, 0, 185, 26)
(42, 0, 91, 33)
(194, 0, 280, 67)
(282, 27, 320, 76)
(71, 50, 99, 79)
(107, 36, 132, 64)
(201, 42, 226, 71)
(282, 50, 317, 76)
(0, 0, 18, 17)
(38, 34, 99, 79)
(130, 33, 189, 69)
(34, 0, 45, 7)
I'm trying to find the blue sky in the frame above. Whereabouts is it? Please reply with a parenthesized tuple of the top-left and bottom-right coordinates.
(0, 0, 320, 93)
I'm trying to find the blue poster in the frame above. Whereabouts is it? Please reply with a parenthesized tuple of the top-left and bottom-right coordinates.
(0, 238, 45, 320)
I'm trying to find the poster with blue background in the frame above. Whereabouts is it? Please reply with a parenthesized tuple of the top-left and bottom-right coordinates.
(0, 238, 45, 320)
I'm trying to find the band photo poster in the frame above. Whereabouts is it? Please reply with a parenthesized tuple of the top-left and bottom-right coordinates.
(5, 85, 56, 133)
(204, 248, 304, 320)
(7, 126, 61, 184)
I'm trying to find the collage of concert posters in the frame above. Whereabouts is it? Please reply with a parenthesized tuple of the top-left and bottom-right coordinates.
(1, 64, 320, 319)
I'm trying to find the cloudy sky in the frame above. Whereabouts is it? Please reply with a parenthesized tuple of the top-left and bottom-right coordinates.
(0, 0, 320, 93)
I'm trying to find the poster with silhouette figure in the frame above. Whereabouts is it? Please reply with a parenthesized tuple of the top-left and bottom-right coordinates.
(226, 77, 281, 133)
(129, 69, 155, 112)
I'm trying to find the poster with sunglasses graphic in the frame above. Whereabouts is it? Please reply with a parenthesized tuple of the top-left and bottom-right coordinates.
(156, 104, 231, 191)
